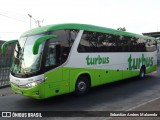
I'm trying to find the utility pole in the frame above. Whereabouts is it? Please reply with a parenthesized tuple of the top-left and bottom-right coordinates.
(28, 13, 43, 28)
(28, 14, 32, 29)
(36, 20, 43, 27)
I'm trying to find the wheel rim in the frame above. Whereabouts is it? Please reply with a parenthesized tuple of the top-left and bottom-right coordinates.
(77, 81, 86, 92)
(141, 70, 144, 78)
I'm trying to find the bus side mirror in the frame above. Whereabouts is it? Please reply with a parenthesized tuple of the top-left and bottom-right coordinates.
(1, 40, 18, 55)
(33, 35, 57, 55)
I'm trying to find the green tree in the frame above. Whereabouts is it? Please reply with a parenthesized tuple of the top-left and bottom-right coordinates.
(117, 27, 126, 31)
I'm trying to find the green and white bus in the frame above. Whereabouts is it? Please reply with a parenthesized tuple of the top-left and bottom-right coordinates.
(1, 23, 157, 99)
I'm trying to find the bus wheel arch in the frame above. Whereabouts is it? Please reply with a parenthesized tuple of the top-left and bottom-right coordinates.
(75, 73, 91, 95)
(139, 65, 146, 79)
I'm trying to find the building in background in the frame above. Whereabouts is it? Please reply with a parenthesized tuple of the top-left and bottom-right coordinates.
(142, 32, 160, 61)
(0, 40, 16, 87)
(142, 32, 160, 38)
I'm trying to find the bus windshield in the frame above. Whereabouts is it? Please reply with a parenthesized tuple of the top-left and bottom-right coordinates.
(11, 34, 45, 75)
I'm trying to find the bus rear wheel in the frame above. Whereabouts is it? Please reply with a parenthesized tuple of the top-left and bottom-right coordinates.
(75, 76, 90, 95)
(139, 67, 145, 79)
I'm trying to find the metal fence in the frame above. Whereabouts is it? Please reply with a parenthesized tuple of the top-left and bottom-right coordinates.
(0, 41, 15, 87)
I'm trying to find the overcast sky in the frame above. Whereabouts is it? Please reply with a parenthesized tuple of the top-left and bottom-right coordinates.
(0, 0, 160, 40)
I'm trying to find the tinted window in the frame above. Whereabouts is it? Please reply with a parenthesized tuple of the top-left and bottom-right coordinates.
(78, 31, 157, 53)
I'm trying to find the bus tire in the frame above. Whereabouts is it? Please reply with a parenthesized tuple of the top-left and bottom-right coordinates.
(75, 75, 90, 95)
(139, 66, 145, 79)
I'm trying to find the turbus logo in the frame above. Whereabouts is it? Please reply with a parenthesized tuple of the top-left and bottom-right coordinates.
(128, 54, 153, 70)
(86, 55, 109, 65)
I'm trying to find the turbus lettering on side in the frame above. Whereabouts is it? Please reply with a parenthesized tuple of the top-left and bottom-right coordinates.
(86, 55, 109, 65)
(128, 54, 153, 70)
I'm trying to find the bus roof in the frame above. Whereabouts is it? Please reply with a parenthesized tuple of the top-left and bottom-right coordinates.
(21, 23, 156, 40)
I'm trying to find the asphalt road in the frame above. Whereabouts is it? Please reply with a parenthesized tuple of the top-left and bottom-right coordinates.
(0, 63, 160, 120)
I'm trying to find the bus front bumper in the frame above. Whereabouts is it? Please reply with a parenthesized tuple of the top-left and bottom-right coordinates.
(10, 82, 45, 99)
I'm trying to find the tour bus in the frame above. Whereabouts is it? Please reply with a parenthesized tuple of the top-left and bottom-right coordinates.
(1, 23, 157, 99)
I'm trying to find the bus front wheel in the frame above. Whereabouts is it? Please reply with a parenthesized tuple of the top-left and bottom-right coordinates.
(75, 76, 90, 95)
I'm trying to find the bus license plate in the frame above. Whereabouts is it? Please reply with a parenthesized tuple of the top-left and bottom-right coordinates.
(16, 90, 22, 94)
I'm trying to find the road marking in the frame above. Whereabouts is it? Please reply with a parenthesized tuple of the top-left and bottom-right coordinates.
(104, 96, 160, 120)
(125, 96, 160, 111)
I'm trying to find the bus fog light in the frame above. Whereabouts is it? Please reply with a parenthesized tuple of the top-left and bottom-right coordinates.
(34, 91, 39, 95)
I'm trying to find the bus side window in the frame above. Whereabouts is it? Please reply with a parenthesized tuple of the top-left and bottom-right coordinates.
(45, 44, 56, 67)
(55, 45, 61, 64)
(61, 46, 70, 63)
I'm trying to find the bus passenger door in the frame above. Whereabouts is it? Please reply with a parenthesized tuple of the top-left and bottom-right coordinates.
(43, 43, 69, 98)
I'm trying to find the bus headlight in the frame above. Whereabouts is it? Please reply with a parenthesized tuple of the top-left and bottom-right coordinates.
(26, 79, 44, 88)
